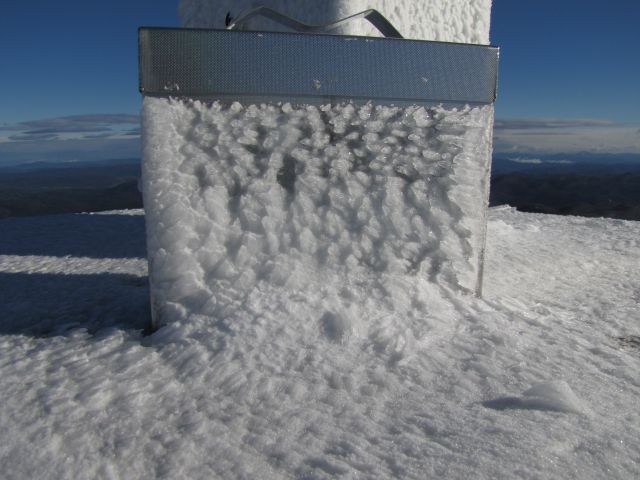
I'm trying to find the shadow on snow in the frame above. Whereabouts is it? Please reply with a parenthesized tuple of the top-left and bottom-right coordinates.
(0, 271, 151, 337)
(0, 212, 146, 259)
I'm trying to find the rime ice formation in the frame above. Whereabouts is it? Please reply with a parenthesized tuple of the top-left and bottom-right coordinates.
(142, 99, 493, 327)
(144, 0, 496, 328)
(178, 0, 492, 44)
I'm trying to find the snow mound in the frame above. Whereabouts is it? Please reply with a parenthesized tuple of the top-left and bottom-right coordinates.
(483, 380, 586, 414)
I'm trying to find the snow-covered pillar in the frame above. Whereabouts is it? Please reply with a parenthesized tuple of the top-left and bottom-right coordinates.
(141, 1, 495, 328)
(178, 1, 492, 44)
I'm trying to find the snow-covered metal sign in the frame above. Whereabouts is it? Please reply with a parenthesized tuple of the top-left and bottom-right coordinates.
(139, 27, 498, 106)
(139, 13, 499, 329)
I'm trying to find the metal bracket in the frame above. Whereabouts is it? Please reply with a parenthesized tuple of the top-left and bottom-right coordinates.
(226, 7, 403, 39)
(138, 28, 498, 105)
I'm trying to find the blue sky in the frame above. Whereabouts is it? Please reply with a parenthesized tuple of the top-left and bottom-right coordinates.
(0, 0, 638, 165)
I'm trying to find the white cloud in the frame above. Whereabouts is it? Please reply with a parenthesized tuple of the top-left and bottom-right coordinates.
(494, 117, 640, 154)
(0, 114, 141, 165)
(494, 118, 618, 130)
(0, 114, 140, 144)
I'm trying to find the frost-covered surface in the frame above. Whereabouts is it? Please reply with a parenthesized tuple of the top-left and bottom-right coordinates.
(142, 97, 493, 328)
(178, 0, 492, 44)
(1, 207, 639, 479)
(154, 0, 496, 325)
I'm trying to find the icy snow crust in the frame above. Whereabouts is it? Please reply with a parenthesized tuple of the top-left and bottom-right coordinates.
(178, 0, 492, 44)
(142, 97, 493, 329)
(1, 208, 640, 479)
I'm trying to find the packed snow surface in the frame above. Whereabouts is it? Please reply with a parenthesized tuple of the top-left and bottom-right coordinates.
(179, 0, 492, 44)
(142, 98, 493, 326)
(1, 207, 639, 479)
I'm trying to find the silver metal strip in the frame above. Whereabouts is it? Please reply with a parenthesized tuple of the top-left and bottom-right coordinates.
(139, 28, 498, 105)
(227, 7, 404, 39)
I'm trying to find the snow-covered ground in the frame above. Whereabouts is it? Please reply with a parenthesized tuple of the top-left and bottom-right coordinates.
(1, 207, 638, 479)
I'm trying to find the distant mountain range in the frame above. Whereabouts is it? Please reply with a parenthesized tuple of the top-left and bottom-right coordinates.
(490, 152, 640, 220)
(0, 158, 142, 218)
(492, 152, 640, 174)
(1, 153, 640, 220)
(0, 157, 140, 174)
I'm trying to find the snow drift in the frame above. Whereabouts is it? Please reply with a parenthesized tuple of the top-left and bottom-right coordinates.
(1, 208, 640, 479)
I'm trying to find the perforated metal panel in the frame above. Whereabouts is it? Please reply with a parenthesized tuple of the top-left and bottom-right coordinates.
(139, 27, 498, 105)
